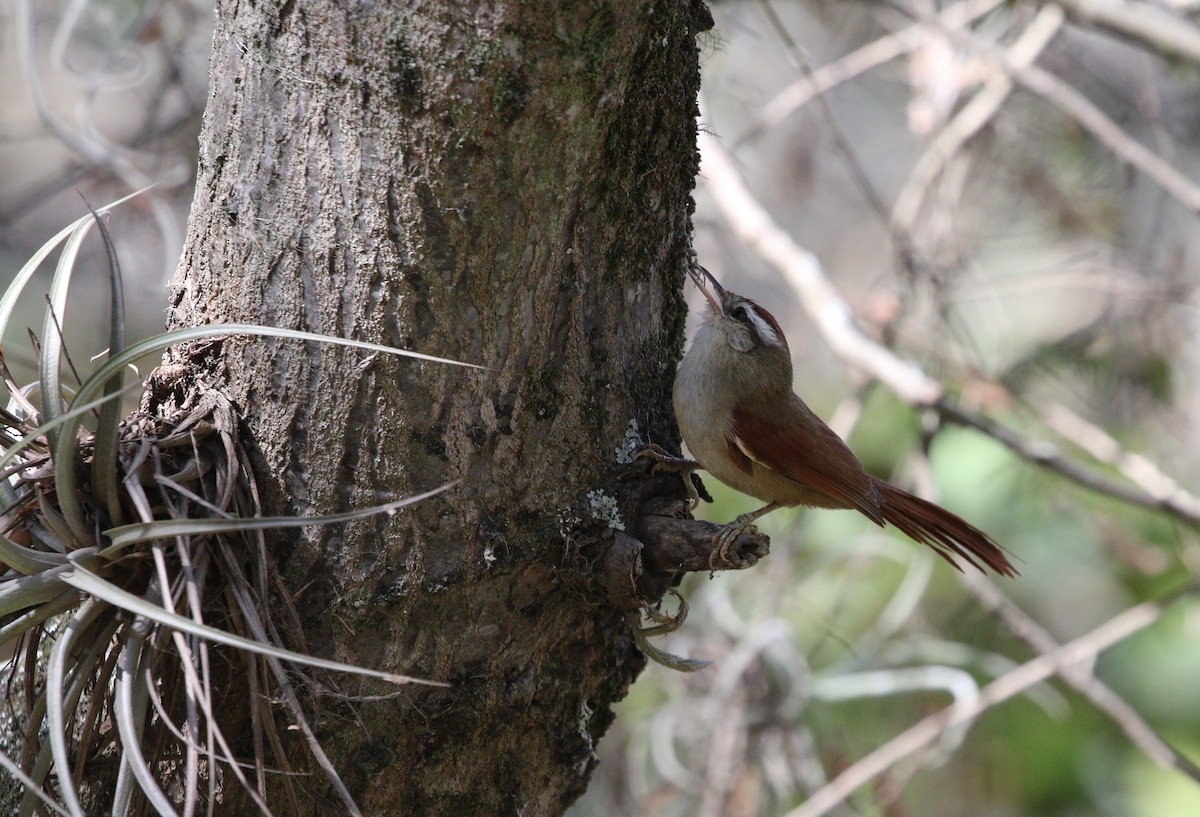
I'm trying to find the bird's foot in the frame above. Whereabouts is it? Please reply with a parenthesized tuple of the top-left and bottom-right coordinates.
(633, 444, 702, 510)
(708, 512, 759, 570)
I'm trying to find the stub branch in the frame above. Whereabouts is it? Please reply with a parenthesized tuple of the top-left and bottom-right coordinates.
(603, 469, 769, 610)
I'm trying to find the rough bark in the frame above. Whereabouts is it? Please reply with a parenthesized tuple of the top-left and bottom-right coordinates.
(169, 0, 714, 814)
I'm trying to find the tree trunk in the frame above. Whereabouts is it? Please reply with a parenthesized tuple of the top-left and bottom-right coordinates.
(169, 0, 712, 813)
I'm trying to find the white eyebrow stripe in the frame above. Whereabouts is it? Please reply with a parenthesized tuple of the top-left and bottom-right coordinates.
(743, 306, 782, 347)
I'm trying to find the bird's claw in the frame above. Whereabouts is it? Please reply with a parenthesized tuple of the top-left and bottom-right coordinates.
(708, 512, 758, 570)
(633, 444, 702, 510)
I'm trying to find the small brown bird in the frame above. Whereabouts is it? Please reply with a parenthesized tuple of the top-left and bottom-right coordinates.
(666, 263, 1014, 576)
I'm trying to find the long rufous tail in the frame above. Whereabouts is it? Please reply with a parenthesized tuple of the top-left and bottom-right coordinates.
(874, 480, 1016, 576)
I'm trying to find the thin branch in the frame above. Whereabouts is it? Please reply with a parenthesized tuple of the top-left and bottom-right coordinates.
(1054, 0, 1200, 64)
(888, 0, 1200, 213)
(936, 401, 1200, 528)
(699, 123, 942, 405)
(963, 572, 1200, 783)
(740, 0, 1007, 146)
(892, 5, 1065, 233)
(781, 599, 1167, 817)
(1037, 401, 1200, 523)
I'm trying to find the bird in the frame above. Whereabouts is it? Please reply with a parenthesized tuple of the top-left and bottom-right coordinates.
(655, 262, 1015, 576)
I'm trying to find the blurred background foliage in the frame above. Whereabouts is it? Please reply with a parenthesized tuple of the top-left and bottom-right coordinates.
(0, 0, 207, 386)
(2, 1, 1199, 816)
(580, 2, 1200, 816)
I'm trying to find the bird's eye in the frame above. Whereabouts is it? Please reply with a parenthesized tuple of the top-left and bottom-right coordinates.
(731, 306, 747, 322)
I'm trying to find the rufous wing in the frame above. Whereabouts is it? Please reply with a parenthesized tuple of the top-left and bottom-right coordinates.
(731, 398, 1015, 576)
(730, 398, 884, 524)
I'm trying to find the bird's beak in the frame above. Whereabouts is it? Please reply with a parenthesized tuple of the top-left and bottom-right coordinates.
(687, 263, 725, 313)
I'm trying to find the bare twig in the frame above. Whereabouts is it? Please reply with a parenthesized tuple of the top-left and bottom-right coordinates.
(740, 0, 1008, 145)
(1054, 0, 1200, 64)
(892, 5, 1065, 233)
(1038, 401, 1200, 523)
(886, 0, 1200, 213)
(699, 124, 942, 405)
(937, 401, 1200, 528)
(963, 573, 1200, 783)
(781, 599, 1167, 817)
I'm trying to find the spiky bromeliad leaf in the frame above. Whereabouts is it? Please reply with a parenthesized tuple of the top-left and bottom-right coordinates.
(39, 210, 100, 547)
(85, 201, 128, 531)
(60, 561, 448, 687)
(49, 321, 484, 555)
(101, 481, 459, 550)
(1, 189, 483, 814)
(0, 189, 147, 341)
